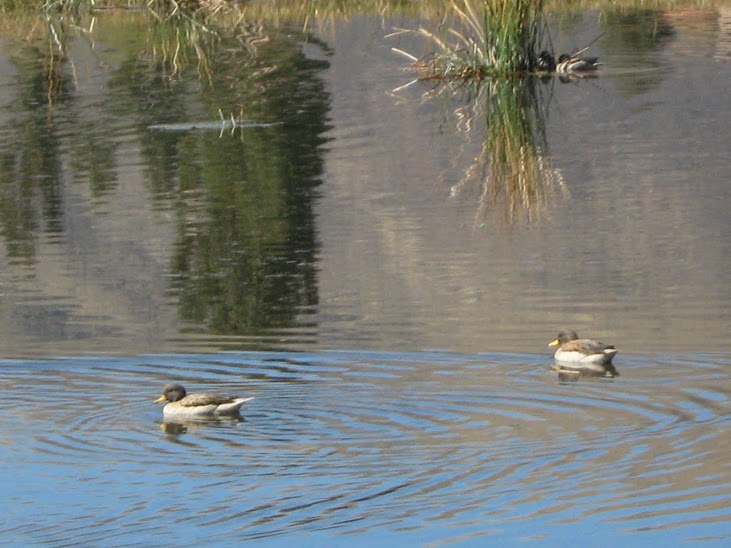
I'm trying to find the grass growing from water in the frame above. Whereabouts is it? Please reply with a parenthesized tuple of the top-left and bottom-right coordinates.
(397, 0, 549, 79)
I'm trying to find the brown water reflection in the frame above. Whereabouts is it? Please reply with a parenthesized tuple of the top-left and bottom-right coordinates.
(318, 10, 731, 355)
(0, 8, 729, 357)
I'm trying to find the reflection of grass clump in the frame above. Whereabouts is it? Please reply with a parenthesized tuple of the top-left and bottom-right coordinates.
(403, 0, 548, 79)
(450, 79, 565, 224)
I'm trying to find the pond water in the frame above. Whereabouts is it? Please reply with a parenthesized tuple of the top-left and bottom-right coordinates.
(0, 5, 730, 545)
(1, 351, 729, 545)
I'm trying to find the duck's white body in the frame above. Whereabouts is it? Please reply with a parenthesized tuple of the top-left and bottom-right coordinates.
(553, 347, 618, 366)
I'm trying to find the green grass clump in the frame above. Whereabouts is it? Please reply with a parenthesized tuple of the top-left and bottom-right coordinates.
(404, 0, 548, 79)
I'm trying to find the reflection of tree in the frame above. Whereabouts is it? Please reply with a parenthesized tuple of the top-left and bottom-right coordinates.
(450, 78, 565, 225)
(0, 13, 129, 268)
(601, 10, 675, 95)
(0, 11, 329, 345)
(107, 30, 330, 337)
(68, 119, 120, 199)
(602, 9, 674, 53)
(0, 38, 70, 263)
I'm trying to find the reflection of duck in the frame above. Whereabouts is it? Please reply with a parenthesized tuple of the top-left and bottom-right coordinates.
(154, 383, 253, 417)
(548, 330, 618, 377)
(159, 415, 244, 435)
(536, 51, 600, 74)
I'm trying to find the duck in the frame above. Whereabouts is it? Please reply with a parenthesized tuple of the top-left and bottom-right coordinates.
(536, 50, 557, 72)
(535, 51, 601, 75)
(555, 53, 601, 74)
(548, 330, 618, 377)
(154, 383, 253, 417)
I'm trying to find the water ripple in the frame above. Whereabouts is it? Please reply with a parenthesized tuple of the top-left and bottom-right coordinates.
(0, 351, 729, 544)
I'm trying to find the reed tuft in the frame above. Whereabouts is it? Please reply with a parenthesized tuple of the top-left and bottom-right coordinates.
(404, 0, 548, 79)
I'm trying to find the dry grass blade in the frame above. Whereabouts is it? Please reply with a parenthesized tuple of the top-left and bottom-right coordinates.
(392, 47, 418, 62)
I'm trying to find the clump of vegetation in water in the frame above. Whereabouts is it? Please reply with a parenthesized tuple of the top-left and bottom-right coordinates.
(395, 0, 549, 79)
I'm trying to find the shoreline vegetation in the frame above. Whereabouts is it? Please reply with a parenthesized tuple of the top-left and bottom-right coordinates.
(2, 0, 722, 80)
(3, 0, 726, 18)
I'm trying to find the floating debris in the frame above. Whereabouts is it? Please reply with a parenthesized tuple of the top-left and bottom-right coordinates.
(147, 120, 281, 132)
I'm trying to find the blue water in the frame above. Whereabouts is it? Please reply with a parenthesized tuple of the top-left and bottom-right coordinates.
(1, 351, 728, 545)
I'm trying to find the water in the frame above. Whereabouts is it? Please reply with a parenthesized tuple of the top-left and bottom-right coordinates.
(0, 10, 729, 356)
(0, 5, 730, 546)
(0, 351, 729, 545)
(317, 12, 731, 355)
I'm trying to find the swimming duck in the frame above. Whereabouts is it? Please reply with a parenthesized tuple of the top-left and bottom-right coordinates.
(154, 383, 253, 417)
(548, 330, 618, 376)
(555, 53, 600, 74)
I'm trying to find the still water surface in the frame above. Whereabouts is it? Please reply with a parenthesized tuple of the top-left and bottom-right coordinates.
(0, 5, 730, 545)
(0, 9, 728, 356)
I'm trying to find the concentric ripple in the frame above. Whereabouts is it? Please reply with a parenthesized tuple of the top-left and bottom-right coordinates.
(0, 351, 729, 545)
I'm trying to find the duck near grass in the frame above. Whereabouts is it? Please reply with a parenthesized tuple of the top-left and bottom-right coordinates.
(555, 53, 601, 73)
(548, 330, 619, 377)
(536, 50, 601, 76)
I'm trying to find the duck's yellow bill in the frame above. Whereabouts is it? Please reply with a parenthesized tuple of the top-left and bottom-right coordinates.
(548, 339, 560, 347)
(154, 395, 167, 403)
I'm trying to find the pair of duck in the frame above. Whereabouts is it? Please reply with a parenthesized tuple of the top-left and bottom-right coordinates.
(155, 330, 618, 418)
(536, 51, 600, 75)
